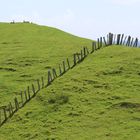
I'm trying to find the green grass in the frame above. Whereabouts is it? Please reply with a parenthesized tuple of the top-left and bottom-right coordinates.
(0, 43, 140, 139)
(0, 23, 92, 106)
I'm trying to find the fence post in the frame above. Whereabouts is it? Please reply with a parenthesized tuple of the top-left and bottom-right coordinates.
(117, 34, 121, 45)
(103, 37, 107, 46)
(113, 34, 116, 45)
(133, 38, 138, 47)
(41, 76, 44, 88)
(48, 70, 53, 85)
(85, 47, 89, 55)
(14, 97, 19, 111)
(97, 38, 100, 49)
(27, 86, 31, 100)
(20, 91, 24, 106)
(62, 60, 66, 73)
(120, 34, 124, 45)
(3, 106, 7, 121)
(37, 79, 40, 91)
(24, 90, 28, 102)
(67, 58, 70, 69)
(8, 102, 13, 116)
(130, 38, 134, 47)
(77, 53, 81, 62)
(52, 68, 57, 79)
(100, 37, 102, 48)
(73, 54, 77, 66)
(59, 64, 62, 75)
(83, 47, 86, 57)
(32, 84, 36, 96)
(123, 36, 127, 45)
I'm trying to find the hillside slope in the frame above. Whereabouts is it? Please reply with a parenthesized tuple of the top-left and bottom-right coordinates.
(0, 46, 140, 140)
(0, 23, 92, 105)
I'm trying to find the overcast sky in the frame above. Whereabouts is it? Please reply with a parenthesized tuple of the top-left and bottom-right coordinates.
(0, 0, 140, 39)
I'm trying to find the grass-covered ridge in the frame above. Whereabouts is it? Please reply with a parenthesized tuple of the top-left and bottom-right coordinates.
(0, 45, 140, 140)
(0, 23, 92, 106)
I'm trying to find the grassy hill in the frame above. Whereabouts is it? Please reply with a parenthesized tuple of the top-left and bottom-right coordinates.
(0, 23, 92, 106)
(0, 43, 140, 139)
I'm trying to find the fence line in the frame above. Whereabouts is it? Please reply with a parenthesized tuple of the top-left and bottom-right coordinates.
(0, 33, 139, 127)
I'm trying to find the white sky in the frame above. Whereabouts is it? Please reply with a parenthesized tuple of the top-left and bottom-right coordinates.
(0, 0, 140, 39)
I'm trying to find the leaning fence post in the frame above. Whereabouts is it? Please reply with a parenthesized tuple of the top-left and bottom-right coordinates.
(117, 34, 121, 45)
(3, 106, 7, 121)
(73, 54, 77, 66)
(62, 60, 66, 73)
(81, 50, 83, 60)
(76, 53, 80, 62)
(126, 36, 131, 46)
(130, 38, 134, 47)
(41, 76, 44, 88)
(48, 70, 53, 85)
(85, 47, 89, 54)
(100, 37, 102, 48)
(113, 34, 116, 44)
(27, 86, 31, 100)
(123, 36, 127, 45)
(120, 34, 124, 45)
(103, 37, 107, 46)
(59, 64, 62, 75)
(83, 47, 86, 57)
(32, 84, 36, 96)
(52, 68, 57, 79)
(97, 38, 100, 49)
(8, 102, 13, 116)
(37, 79, 40, 91)
(14, 97, 19, 111)
(20, 91, 24, 106)
(67, 58, 70, 69)
(133, 38, 138, 47)
(24, 90, 28, 102)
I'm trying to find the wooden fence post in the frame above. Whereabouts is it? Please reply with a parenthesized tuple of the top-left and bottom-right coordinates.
(20, 91, 24, 106)
(52, 68, 57, 79)
(27, 86, 31, 100)
(81, 50, 83, 60)
(76, 53, 80, 62)
(24, 90, 28, 102)
(8, 102, 13, 116)
(67, 58, 70, 69)
(97, 38, 100, 49)
(120, 34, 124, 45)
(130, 38, 134, 47)
(133, 38, 138, 47)
(62, 60, 66, 72)
(3, 106, 7, 121)
(100, 37, 102, 48)
(48, 70, 53, 85)
(73, 54, 77, 66)
(117, 34, 121, 45)
(32, 84, 36, 96)
(41, 76, 44, 88)
(59, 64, 62, 75)
(85, 47, 89, 54)
(103, 37, 107, 46)
(107, 34, 109, 45)
(113, 34, 116, 44)
(37, 79, 40, 91)
(83, 47, 86, 57)
(123, 36, 127, 45)
(14, 97, 19, 111)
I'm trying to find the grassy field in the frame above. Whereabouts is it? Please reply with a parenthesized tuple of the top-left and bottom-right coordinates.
(0, 42, 140, 139)
(0, 23, 92, 106)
